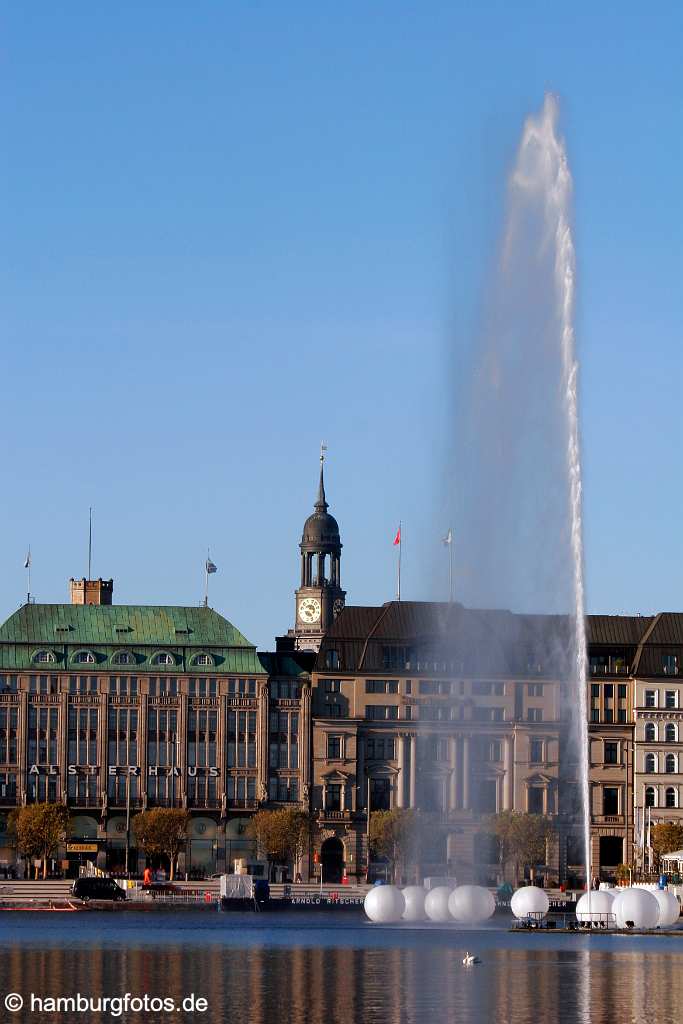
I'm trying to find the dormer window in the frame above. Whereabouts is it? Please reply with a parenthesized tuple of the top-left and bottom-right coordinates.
(73, 650, 96, 665)
(33, 650, 56, 664)
(325, 650, 340, 670)
(151, 651, 175, 667)
(112, 651, 134, 666)
(192, 653, 213, 667)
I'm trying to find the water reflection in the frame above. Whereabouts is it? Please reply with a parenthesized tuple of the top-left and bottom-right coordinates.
(0, 916, 682, 1024)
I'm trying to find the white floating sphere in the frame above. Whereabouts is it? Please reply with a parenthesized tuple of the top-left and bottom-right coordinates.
(401, 886, 427, 922)
(575, 890, 615, 924)
(652, 890, 680, 928)
(424, 886, 453, 923)
(614, 888, 660, 929)
(364, 885, 406, 923)
(510, 886, 550, 919)
(448, 885, 496, 924)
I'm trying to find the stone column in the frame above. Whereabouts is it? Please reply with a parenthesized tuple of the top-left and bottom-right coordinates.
(257, 682, 269, 801)
(357, 732, 366, 809)
(396, 735, 405, 808)
(503, 735, 513, 810)
(462, 735, 470, 810)
(300, 685, 311, 803)
(409, 734, 417, 808)
(449, 736, 457, 810)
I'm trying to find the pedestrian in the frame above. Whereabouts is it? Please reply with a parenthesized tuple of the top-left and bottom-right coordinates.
(143, 865, 153, 887)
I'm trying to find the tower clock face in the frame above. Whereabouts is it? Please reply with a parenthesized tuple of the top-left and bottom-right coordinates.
(333, 598, 344, 618)
(298, 597, 321, 624)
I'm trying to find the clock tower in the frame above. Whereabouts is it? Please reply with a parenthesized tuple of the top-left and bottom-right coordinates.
(293, 448, 345, 651)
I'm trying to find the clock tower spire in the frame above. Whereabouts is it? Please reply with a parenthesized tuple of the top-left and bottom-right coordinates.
(293, 444, 345, 651)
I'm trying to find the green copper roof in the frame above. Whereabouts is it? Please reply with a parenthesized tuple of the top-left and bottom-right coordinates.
(0, 604, 265, 675)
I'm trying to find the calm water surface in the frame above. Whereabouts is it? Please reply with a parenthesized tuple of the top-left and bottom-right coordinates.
(0, 910, 681, 1024)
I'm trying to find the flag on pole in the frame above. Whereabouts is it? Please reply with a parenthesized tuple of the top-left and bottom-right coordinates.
(205, 559, 218, 574)
(442, 528, 452, 546)
(393, 526, 401, 546)
(23, 551, 31, 569)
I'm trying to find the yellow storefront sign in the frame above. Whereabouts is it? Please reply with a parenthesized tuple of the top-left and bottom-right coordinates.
(66, 843, 98, 854)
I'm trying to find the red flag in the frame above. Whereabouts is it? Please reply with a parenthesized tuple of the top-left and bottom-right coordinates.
(393, 526, 401, 546)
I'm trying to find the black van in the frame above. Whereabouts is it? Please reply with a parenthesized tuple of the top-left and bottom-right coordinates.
(71, 877, 126, 902)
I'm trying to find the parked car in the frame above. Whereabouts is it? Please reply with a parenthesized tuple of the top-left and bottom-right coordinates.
(71, 877, 126, 902)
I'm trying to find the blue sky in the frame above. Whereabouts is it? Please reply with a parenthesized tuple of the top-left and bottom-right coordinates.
(1, 3, 681, 649)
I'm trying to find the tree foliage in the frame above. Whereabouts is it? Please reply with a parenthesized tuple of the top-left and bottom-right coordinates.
(488, 812, 555, 882)
(369, 809, 428, 882)
(247, 809, 311, 868)
(133, 809, 189, 880)
(652, 822, 683, 871)
(10, 803, 70, 879)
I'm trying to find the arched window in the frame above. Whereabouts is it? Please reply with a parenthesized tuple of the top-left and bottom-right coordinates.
(192, 653, 213, 667)
(645, 722, 656, 742)
(152, 652, 175, 667)
(665, 754, 676, 774)
(33, 650, 55, 664)
(73, 650, 95, 665)
(665, 723, 677, 743)
(112, 651, 133, 665)
(645, 786, 656, 807)
(645, 753, 656, 774)
(325, 649, 340, 670)
(666, 787, 677, 809)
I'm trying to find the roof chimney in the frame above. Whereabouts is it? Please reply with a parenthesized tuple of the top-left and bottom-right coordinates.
(69, 578, 113, 606)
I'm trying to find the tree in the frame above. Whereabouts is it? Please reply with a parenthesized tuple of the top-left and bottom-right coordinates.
(488, 812, 555, 884)
(133, 809, 189, 880)
(9, 803, 70, 879)
(247, 809, 311, 878)
(369, 809, 427, 883)
(652, 823, 683, 872)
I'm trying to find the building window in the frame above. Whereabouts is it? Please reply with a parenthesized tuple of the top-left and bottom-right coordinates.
(325, 650, 340, 670)
(604, 709, 613, 723)
(227, 678, 257, 696)
(33, 650, 56, 664)
(146, 708, 178, 805)
(269, 776, 299, 802)
(271, 680, 300, 699)
(112, 651, 134, 665)
(109, 706, 139, 766)
(0, 707, 19, 763)
(645, 753, 656, 774)
(226, 776, 256, 806)
(665, 754, 677, 774)
(528, 788, 544, 813)
(618, 684, 627, 699)
(366, 705, 399, 720)
(152, 652, 175, 667)
(666, 787, 677, 809)
(645, 722, 656, 742)
(68, 706, 98, 767)
(604, 742, 619, 765)
(267, 711, 298, 770)
(489, 740, 502, 762)
(665, 690, 678, 709)
(527, 683, 544, 697)
(382, 646, 413, 671)
(645, 690, 657, 708)
(323, 679, 341, 694)
(148, 677, 178, 696)
(227, 710, 257, 769)
(617, 709, 627, 723)
(187, 707, 218, 807)
(603, 787, 619, 815)
(663, 655, 679, 676)
(192, 653, 213, 667)
(0, 772, 18, 803)
(189, 678, 217, 697)
(591, 709, 599, 723)
(327, 735, 342, 759)
(420, 680, 454, 696)
(366, 680, 399, 694)
(369, 777, 391, 811)
(73, 651, 96, 665)
(29, 675, 59, 695)
(527, 708, 543, 723)
(326, 783, 342, 812)
(109, 676, 138, 696)
(665, 723, 677, 743)
(645, 786, 656, 807)
(366, 736, 395, 760)
(472, 681, 504, 696)
(530, 739, 543, 764)
(0, 675, 18, 694)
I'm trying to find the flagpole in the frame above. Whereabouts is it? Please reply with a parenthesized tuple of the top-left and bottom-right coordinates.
(448, 529, 453, 603)
(397, 521, 402, 602)
(88, 507, 93, 580)
(204, 550, 210, 608)
(26, 546, 31, 604)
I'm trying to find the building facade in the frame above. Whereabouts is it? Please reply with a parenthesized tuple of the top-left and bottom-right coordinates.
(0, 461, 680, 883)
(0, 584, 312, 877)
